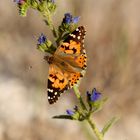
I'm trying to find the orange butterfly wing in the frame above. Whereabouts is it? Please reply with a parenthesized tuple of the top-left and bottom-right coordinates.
(47, 26, 87, 104)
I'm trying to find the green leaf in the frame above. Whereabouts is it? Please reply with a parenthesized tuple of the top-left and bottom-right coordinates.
(52, 115, 73, 120)
(101, 116, 119, 136)
(44, 19, 50, 26)
(37, 44, 47, 52)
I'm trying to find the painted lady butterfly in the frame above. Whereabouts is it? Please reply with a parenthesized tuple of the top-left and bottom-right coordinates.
(44, 26, 87, 104)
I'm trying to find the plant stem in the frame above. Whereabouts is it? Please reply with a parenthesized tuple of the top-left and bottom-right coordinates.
(81, 122, 97, 140)
(73, 86, 87, 111)
(40, 2, 58, 39)
(87, 117, 103, 140)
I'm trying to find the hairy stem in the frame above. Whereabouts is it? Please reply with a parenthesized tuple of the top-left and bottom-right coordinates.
(87, 117, 103, 140)
(73, 86, 87, 111)
(40, 3, 58, 39)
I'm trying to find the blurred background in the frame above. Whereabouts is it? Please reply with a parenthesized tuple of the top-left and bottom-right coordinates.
(0, 0, 140, 140)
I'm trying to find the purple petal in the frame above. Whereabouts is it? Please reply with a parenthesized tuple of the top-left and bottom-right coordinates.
(66, 109, 74, 116)
(72, 16, 80, 23)
(63, 13, 72, 24)
(38, 33, 47, 45)
(90, 88, 101, 102)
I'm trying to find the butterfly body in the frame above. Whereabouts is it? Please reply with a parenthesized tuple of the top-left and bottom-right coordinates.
(45, 26, 87, 104)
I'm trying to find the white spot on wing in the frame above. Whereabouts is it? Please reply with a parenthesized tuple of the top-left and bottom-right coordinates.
(76, 28, 79, 31)
(70, 34, 76, 38)
(47, 88, 53, 92)
(77, 36, 81, 40)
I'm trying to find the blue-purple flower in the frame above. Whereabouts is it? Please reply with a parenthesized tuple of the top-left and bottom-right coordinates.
(63, 13, 79, 24)
(63, 13, 72, 24)
(66, 109, 75, 116)
(91, 88, 101, 101)
(72, 16, 80, 23)
(66, 105, 79, 116)
(87, 88, 101, 102)
(38, 33, 47, 45)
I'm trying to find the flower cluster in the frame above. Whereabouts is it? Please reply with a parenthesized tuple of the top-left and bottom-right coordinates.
(57, 88, 103, 121)
(14, 0, 56, 16)
(38, 33, 47, 45)
(56, 13, 80, 44)
(66, 105, 78, 116)
(60, 13, 80, 32)
(87, 88, 101, 102)
(63, 13, 80, 24)
(66, 106, 82, 120)
(37, 33, 56, 53)
(14, 0, 29, 16)
(86, 88, 105, 113)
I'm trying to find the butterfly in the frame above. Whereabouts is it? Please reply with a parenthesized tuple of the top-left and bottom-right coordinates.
(44, 26, 87, 104)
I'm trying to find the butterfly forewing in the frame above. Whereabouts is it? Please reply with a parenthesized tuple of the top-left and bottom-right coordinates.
(55, 26, 86, 55)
